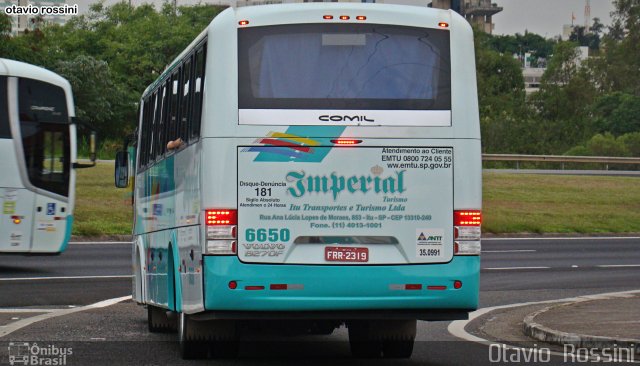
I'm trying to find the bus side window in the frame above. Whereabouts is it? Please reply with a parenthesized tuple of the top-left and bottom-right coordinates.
(137, 102, 144, 169)
(161, 82, 170, 156)
(155, 85, 166, 159)
(190, 43, 206, 140)
(139, 98, 148, 168)
(147, 90, 160, 162)
(167, 70, 180, 150)
(180, 56, 192, 145)
(142, 97, 151, 166)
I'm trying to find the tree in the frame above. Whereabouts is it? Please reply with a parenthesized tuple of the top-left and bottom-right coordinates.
(0, 13, 10, 37)
(488, 31, 556, 67)
(2, 3, 224, 141)
(54, 55, 128, 138)
(569, 18, 603, 51)
(590, 0, 640, 95)
(592, 92, 640, 135)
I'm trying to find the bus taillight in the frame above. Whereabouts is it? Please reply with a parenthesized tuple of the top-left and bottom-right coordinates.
(454, 210, 481, 226)
(206, 209, 237, 225)
(205, 209, 237, 255)
(331, 139, 362, 145)
(454, 210, 481, 255)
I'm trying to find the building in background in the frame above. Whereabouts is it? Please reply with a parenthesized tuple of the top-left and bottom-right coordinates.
(1, 0, 70, 35)
(562, 24, 575, 40)
(429, 0, 502, 33)
(523, 67, 544, 94)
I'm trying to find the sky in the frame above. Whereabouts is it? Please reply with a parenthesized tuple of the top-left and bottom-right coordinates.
(492, 0, 615, 37)
(73, 0, 617, 38)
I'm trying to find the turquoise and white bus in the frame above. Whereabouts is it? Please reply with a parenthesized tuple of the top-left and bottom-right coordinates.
(1, 58, 95, 254)
(116, 3, 481, 359)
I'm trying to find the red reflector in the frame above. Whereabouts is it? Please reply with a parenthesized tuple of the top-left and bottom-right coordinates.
(339, 15, 350, 20)
(454, 210, 482, 226)
(270, 284, 287, 290)
(427, 285, 447, 290)
(238, 20, 249, 26)
(245, 285, 264, 290)
(206, 209, 237, 226)
(356, 15, 366, 21)
(405, 284, 422, 290)
(323, 15, 333, 20)
(454, 242, 459, 254)
(454, 281, 462, 289)
(228, 281, 237, 289)
(438, 22, 449, 28)
(330, 139, 362, 145)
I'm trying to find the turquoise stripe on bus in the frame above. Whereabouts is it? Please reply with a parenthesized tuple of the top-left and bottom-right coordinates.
(203, 256, 479, 311)
(57, 215, 73, 253)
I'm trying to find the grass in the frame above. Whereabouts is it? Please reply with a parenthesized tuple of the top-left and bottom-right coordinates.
(74, 163, 133, 236)
(483, 172, 640, 234)
(72, 164, 640, 236)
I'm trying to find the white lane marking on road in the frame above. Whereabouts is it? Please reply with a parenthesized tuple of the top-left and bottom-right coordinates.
(482, 250, 536, 253)
(0, 309, 57, 313)
(483, 236, 640, 241)
(69, 242, 131, 245)
(596, 264, 640, 268)
(484, 267, 550, 270)
(0, 296, 131, 338)
(448, 289, 640, 359)
(0, 275, 132, 282)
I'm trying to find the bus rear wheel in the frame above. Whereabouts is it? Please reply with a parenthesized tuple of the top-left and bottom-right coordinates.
(348, 320, 416, 359)
(178, 313, 238, 359)
(147, 305, 177, 333)
(178, 312, 208, 359)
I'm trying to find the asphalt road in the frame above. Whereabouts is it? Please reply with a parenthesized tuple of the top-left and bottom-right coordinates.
(1, 237, 639, 365)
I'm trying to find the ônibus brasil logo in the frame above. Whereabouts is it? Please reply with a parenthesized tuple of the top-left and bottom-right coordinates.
(285, 168, 406, 200)
(7, 342, 72, 366)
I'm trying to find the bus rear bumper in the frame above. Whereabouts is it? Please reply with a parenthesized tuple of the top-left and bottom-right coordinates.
(202, 256, 479, 314)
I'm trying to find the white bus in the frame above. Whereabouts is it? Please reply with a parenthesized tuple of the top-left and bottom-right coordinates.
(116, 3, 481, 359)
(0, 58, 95, 254)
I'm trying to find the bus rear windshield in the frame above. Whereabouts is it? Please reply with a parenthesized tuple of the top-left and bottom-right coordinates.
(238, 23, 451, 110)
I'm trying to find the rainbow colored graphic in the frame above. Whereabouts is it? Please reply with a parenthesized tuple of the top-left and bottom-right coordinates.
(244, 126, 346, 163)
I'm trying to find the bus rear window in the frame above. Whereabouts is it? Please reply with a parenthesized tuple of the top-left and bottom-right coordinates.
(238, 23, 451, 111)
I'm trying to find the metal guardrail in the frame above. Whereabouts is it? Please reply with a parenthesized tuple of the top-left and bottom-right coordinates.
(482, 154, 640, 170)
(482, 154, 640, 164)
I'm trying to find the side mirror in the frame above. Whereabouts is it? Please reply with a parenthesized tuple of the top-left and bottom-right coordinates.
(115, 151, 129, 188)
(71, 117, 97, 168)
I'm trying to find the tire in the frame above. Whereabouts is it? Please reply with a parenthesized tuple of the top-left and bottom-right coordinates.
(383, 339, 415, 358)
(348, 320, 416, 359)
(382, 320, 416, 359)
(178, 312, 208, 359)
(210, 339, 239, 359)
(178, 313, 239, 359)
(348, 321, 383, 358)
(147, 305, 177, 333)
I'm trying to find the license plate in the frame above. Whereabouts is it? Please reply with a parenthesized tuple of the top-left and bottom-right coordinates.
(325, 246, 369, 262)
